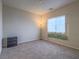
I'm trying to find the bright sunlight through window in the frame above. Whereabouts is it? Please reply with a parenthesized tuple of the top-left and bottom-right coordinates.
(48, 16, 67, 40)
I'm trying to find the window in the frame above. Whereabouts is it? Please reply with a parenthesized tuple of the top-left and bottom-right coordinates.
(48, 16, 67, 40)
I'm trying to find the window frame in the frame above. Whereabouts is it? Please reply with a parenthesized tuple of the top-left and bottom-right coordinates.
(47, 15, 67, 39)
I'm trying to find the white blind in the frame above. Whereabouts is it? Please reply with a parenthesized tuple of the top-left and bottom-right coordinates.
(48, 16, 65, 34)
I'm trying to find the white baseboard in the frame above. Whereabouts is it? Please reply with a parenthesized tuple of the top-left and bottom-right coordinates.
(44, 39, 79, 50)
(18, 39, 39, 45)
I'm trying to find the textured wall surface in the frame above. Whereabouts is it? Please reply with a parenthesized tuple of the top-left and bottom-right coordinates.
(3, 6, 41, 44)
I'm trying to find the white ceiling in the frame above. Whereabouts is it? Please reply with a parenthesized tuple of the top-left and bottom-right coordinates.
(3, 0, 77, 15)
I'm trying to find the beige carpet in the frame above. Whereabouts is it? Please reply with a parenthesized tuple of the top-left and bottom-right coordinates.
(0, 40, 79, 59)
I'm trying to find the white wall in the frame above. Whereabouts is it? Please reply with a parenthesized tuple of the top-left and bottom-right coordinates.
(3, 6, 41, 44)
(42, 1, 79, 50)
(0, 0, 2, 54)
